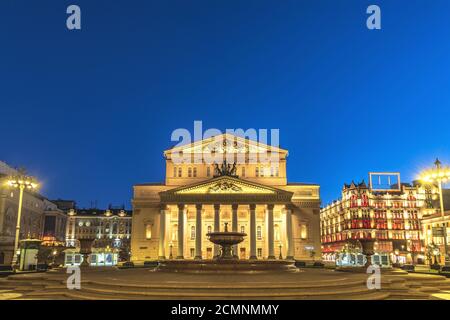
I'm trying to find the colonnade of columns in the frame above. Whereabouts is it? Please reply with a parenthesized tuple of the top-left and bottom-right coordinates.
(158, 203, 294, 260)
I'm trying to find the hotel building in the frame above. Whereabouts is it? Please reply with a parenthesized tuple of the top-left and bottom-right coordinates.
(320, 177, 440, 265)
(131, 133, 321, 262)
(64, 206, 132, 266)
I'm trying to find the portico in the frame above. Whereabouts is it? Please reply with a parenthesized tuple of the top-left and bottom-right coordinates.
(131, 133, 321, 263)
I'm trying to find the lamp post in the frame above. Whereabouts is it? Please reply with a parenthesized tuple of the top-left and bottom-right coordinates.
(169, 241, 173, 260)
(420, 159, 450, 266)
(278, 242, 283, 260)
(6, 171, 38, 268)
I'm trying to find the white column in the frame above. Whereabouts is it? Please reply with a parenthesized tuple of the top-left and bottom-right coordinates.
(214, 204, 220, 257)
(249, 204, 257, 260)
(177, 204, 185, 259)
(195, 204, 202, 259)
(158, 206, 166, 259)
(285, 205, 294, 260)
(232, 204, 238, 258)
(267, 204, 275, 259)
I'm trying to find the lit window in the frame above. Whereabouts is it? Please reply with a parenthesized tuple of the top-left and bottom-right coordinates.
(145, 224, 152, 239)
(207, 225, 212, 234)
(300, 225, 308, 239)
(274, 224, 280, 241)
(193, 167, 197, 177)
(240, 226, 245, 233)
(257, 226, 262, 240)
(191, 226, 196, 240)
(188, 167, 192, 177)
(172, 224, 178, 241)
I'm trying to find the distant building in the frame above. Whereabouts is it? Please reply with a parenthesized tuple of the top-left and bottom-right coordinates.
(64, 206, 132, 266)
(420, 189, 450, 265)
(320, 175, 440, 265)
(0, 161, 67, 265)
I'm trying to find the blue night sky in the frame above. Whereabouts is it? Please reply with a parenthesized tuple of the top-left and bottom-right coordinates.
(1, 1, 449, 209)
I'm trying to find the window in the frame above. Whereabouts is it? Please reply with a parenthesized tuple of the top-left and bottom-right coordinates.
(190, 248, 195, 258)
(191, 226, 196, 239)
(172, 225, 178, 241)
(275, 166, 279, 177)
(240, 226, 245, 233)
(257, 248, 262, 258)
(173, 167, 177, 177)
(255, 167, 259, 177)
(300, 225, 308, 239)
(145, 224, 152, 239)
(274, 224, 280, 241)
(257, 226, 262, 240)
(241, 167, 245, 177)
(206, 167, 211, 177)
(270, 166, 274, 177)
(188, 168, 192, 177)
(207, 225, 212, 234)
(178, 168, 182, 177)
(193, 167, 197, 177)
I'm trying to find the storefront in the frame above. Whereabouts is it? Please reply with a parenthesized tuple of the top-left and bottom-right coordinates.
(64, 249, 118, 266)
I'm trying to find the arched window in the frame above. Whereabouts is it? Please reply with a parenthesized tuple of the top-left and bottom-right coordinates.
(178, 168, 182, 177)
(145, 224, 152, 239)
(173, 167, 177, 177)
(188, 168, 192, 177)
(257, 226, 262, 240)
(191, 226, 196, 239)
(193, 167, 197, 177)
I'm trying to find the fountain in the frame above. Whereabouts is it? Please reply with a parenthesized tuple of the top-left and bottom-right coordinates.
(207, 223, 245, 260)
(156, 222, 297, 273)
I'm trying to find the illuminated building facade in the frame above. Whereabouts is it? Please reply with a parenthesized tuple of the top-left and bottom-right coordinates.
(64, 206, 132, 266)
(131, 133, 321, 263)
(320, 177, 439, 265)
(0, 161, 67, 265)
(420, 189, 450, 265)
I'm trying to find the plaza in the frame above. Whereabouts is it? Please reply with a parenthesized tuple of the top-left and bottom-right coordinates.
(1, 266, 450, 300)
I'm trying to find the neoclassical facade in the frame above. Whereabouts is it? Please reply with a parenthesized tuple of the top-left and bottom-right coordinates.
(131, 134, 321, 262)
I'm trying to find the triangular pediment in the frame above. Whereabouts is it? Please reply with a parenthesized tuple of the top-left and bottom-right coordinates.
(160, 176, 293, 204)
(174, 176, 276, 195)
(164, 133, 288, 156)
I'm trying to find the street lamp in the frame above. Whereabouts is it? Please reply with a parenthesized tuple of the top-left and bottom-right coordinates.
(420, 159, 450, 266)
(420, 159, 450, 217)
(6, 171, 38, 268)
(278, 242, 283, 260)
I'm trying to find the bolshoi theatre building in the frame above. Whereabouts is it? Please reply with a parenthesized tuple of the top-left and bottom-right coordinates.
(130, 134, 321, 262)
